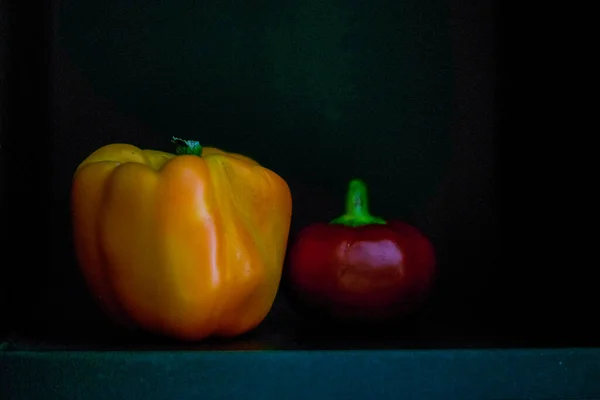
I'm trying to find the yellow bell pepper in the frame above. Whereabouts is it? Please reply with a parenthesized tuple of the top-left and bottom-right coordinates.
(71, 138, 292, 341)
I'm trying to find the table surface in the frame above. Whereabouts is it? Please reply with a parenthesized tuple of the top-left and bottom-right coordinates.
(3, 329, 600, 400)
(3, 292, 600, 400)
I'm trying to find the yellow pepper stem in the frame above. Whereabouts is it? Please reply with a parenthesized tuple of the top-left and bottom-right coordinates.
(172, 137, 203, 156)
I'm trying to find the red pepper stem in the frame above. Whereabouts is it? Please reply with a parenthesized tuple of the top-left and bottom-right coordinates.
(172, 137, 203, 156)
(330, 179, 387, 227)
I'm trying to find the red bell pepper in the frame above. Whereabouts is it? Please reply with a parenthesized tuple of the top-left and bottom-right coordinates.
(286, 179, 436, 323)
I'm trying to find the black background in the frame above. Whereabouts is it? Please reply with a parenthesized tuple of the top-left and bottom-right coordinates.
(0, 0, 590, 347)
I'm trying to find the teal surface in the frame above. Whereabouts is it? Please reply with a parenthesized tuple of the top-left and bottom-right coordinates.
(3, 346, 600, 399)
(56, 0, 453, 218)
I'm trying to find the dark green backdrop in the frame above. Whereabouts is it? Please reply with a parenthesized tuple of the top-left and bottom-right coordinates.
(54, 0, 453, 220)
(42, 0, 462, 335)
(3, 0, 502, 340)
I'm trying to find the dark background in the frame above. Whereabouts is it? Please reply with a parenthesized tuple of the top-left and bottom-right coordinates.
(0, 0, 588, 347)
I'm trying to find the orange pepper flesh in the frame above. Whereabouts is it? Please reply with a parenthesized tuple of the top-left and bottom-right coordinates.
(71, 140, 292, 341)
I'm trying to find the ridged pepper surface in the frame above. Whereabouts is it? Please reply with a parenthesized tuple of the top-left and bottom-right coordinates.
(71, 138, 292, 340)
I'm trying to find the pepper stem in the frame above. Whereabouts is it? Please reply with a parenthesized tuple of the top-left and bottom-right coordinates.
(172, 137, 203, 156)
(330, 179, 387, 227)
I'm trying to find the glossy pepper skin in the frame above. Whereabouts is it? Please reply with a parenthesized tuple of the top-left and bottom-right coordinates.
(71, 138, 292, 341)
(286, 179, 436, 323)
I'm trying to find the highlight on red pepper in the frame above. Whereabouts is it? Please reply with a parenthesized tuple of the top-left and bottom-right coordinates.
(285, 178, 436, 323)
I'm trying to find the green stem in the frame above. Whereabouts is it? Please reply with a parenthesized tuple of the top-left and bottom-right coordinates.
(172, 137, 203, 156)
(330, 179, 387, 227)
